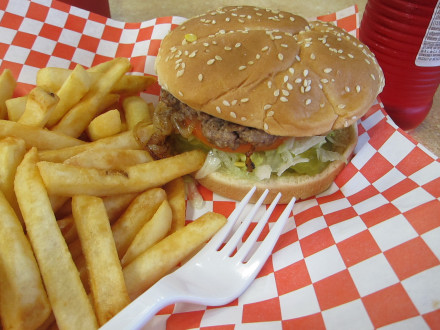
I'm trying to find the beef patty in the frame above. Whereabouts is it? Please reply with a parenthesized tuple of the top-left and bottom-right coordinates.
(159, 89, 280, 151)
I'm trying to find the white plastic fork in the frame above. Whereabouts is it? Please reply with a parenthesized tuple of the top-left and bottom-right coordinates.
(101, 187, 296, 330)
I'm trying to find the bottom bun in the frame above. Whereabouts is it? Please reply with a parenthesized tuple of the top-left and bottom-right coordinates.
(197, 125, 358, 204)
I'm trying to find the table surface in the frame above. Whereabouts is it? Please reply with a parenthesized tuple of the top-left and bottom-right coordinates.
(108, 0, 440, 158)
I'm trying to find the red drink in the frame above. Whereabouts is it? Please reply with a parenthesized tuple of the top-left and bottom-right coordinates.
(360, 0, 440, 130)
(59, 0, 111, 17)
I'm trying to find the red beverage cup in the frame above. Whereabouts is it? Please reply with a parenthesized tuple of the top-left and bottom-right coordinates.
(360, 0, 440, 131)
(59, 0, 111, 17)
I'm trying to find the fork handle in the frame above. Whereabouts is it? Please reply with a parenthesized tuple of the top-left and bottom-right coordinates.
(100, 280, 179, 330)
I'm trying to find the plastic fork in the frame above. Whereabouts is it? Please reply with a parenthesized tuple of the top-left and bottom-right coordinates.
(101, 187, 296, 330)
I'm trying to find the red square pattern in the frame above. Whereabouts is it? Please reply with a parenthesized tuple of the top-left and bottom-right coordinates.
(102, 25, 122, 42)
(347, 185, 380, 206)
(313, 269, 360, 310)
(274, 227, 298, 253)
(360, 203, 401, 228)
(294, 205, 323, 227)
(283, 313, 326, 330)
(362, 283, 419, 328)
(166, 310, 204, 330)
(367, 118, 396, 151)
(423, 309, 440, 330)
(242, 297, 282, 323)
(201, 325, 235, 330)
(382, 178, 419, 202)
(334, 161, 358, 187)
(1, 12, 24, 31)
(11, 31, 36, 49)
(384, 237, 439, 281)
(213, 201, 236, 219)
(275, 259, 312, 295)
(360, 153, 394, 184)
(300, 228, 335, 258)
(423, 176, 440, 197)
(137, 26, 154, 42)
(404, 200, 440, 235)
(52, 43, 76, 60)
(27, 1, 50, 22)
(25, 50, 50, 68)
(64, 14, 87, 33)
(337, 230, 381, 267)
(39, 23, 63, 41)
(396, 146, 436, 177)
(78, 34, 100, 53)
(324, 207, 359, 226)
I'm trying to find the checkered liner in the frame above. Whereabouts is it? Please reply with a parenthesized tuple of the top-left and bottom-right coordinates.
(1, 0, 439, 329)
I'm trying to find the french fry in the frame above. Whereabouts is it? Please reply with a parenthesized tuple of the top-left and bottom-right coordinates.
(122, 95, 153, 130)
(18, 86, 59, 127)
(37, 67, 155, 96)
(0, 69, 16, 119)
(37, 149, 206, 196)
(14, 148, 98, 329)
(123, 212, 227, 299)
(0, 190, 52, 330)
(164, 177, 186, 233)
(46, 64, 91, 127)
(87, 109, 122, 141)
(5, 95, 27, 121)
(121, 199, 172, 266)
(112, 188, 167, 257)
(38, 129, 144, 163)
(72, 195, 130, 326)
(52, 58, 131, 137)
(0, 119, 85, 150)
(65, 148, 152, 170)
(0, 137, 26, 223)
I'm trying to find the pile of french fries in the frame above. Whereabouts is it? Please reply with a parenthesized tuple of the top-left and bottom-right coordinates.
(0, 58, 227, 329)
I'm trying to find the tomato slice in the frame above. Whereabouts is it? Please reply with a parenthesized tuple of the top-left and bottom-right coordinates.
(188, 118, 286, 153)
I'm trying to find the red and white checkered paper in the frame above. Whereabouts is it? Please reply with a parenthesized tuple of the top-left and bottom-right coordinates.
(1, 0, 439, 329)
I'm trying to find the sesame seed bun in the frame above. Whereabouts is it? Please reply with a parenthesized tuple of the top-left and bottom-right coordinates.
(155, 5, 384, 137)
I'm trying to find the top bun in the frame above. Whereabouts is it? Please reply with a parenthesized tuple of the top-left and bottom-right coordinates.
(155, 6, 384, 137)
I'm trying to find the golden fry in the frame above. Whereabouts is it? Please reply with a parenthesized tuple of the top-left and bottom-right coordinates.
(52, 58, 131, 137)
(123, 212, 227, 299)
(0, 191, 51, 330)
(72, 195, 130, 326)
(121, 199, 172, 266)
(164, 177, 186, 233)
(37, 150, 206, 196)
(87, 109, 122, 141)
(5, 95, 27, 121)
(123, 95, 152, 130)
(15, 148, 98, 329)
(18, 86, 59, 127)
(112, 188, 167, 257)
(38, 129, 143, 163)
(0, 69, 16, 119)
(46, 64, 91, 127)
(0, 119, 84, 150)
(0, 137, 26, 223)
(65, 148, 152, 170)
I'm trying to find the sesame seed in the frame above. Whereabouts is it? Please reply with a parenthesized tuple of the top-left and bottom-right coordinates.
(256, 54, 261, 60)
(281, 44, 288, 48)
(303, 69, 309, 77)
(176, 69, 184, 77)
(305, 99, 312, 105)
(280, 97, 288, 102)
(283, 75, 289, 83)
(203, 42, 209, 47)
(239, 65, 247, 71)
(296, 55, 301, 61)
(324, 68, 333, 73)
(321, 78, 329, 84)
(262, 46, 269, 52)
(282, 90, 289, 96)
(178, 91, 183, 96)
(264, 123, 269, 130)
(235, 43, 241, 48)
(287, 83, 293, 90)
(338, 104, 346, 109)
(274, 89, 280, 97)
(289, 68, 295, 75)
(216, 106, 221, 113)
(290, 16, 295, 21)
(248, 61, 254, 65)
(295, 78, 302, 84)
(263, 104, 272, 110)
(224, 46, 232, 50)
(267, 110, 274, 116)
(231, 100, 238, 105)
(215, 55, 222, 61)
(225, 17, 231, 22)
(345, 86, 350, 93)
(241, 117, 247, 121)
(356, 85, 361, 93)
(267, 81, 273, 88)
(371, 74, 376, 80)
(278, 53, 284, 61)
(198, 73, 203, 81)
(310, 53, 316, 60)
(189, 50, 198, 58)
(223, 100, 230, 106)
(207, 59, 215, 65)
(305, 86, 311, 92)
(241, 98, 249, 103)
(230, 112, 237, 118)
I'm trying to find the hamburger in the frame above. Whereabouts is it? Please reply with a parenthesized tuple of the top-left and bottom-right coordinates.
(149, 6, 384, 203)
